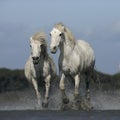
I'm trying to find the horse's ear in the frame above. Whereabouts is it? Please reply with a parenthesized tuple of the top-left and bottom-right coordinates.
(30, 37, 33, 42)
(61, 25, 65, 32)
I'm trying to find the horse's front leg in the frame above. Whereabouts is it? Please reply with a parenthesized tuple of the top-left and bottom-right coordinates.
(32, 78, 42, 107)
(59, 73, 69, 104)
(42, 74, 51, 108)
(74, 74, 80, 100)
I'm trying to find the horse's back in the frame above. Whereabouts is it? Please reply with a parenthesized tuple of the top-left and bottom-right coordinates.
(77, 40, 93, 50)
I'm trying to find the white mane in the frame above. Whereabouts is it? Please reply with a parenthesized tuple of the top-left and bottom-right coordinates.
(30, 31, 47, 45)
(54, 23, 76, 43)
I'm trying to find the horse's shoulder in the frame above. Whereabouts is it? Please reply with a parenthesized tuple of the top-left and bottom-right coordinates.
(25, 56, 31, 67)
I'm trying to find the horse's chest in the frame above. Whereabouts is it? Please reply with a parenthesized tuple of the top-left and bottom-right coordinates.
(32, 63, 49, 79)
(62, 58, 79, 74)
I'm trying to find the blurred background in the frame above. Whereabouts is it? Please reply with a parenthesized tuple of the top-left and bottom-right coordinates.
(0, 0, 120, 74)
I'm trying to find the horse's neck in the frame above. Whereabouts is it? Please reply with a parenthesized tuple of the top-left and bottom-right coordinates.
(41, 52, 48, 60)
(60, 35, 75, 57)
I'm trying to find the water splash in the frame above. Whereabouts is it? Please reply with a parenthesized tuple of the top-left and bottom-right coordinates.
(0, 78, 120, 110)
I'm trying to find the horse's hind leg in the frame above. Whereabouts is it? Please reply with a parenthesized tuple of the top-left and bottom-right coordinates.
(85, 67, 94, 100)
(80, 73, 93, 111)
(32, 78, 42, 108)
(85, 75, 90, 100)
(72, 74, 80, 110)
(42, 75, 51, 108)
(85, 61, 95, 100)
(59, 73, 69, 104)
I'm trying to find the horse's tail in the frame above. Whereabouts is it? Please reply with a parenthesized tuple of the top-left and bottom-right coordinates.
(90, 60, 97, 80)
(90, 60, 101, 89)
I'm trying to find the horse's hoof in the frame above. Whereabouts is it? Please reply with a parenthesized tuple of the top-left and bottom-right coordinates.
(42, 102, 48, 108)
(34, 104, 42, 110)
(72, 101, 80, 110)
(80, 97, 93, 111)
(61, 102, 72, 110)
(61, 104, 67, 111)
(63, 98, 69, 104)
(85, 95, 90, 101)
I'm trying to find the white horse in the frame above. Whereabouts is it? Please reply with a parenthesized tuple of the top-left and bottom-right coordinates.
(50, 23, 95, 109)
(25, 32, 56, 108)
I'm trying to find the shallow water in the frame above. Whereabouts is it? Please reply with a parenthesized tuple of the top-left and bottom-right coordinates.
(0, 110, 120, 120)
(0, 88, 120, 111)
(0, 75, 120, 111)
(0, 85, 120, 120)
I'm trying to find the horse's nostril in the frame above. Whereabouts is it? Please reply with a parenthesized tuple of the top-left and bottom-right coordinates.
(32, 57, 34, 60)
(36, 57, 39, 60)
(32, 57, 39, 60)
(53, 46, 56, 50)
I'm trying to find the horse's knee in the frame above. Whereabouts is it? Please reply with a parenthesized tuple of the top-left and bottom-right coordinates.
(74, 86, 79, 96)
(59, 73, 65, 90)
(59, 82, 65, 90)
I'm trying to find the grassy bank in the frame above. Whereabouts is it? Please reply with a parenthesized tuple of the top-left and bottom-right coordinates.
(0, 68, 28, 92)
(0, 68, 120, 92)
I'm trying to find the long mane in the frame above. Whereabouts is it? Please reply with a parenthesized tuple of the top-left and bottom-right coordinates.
(30, 31, 47, 45)
(54, 23, 76, 43)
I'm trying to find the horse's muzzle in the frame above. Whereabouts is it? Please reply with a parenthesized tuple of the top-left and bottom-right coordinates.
(50, 46, 57, 54)
(51, 50, 56, 54)
(32, 57, 39, 64)
(33, 60, 39, 65)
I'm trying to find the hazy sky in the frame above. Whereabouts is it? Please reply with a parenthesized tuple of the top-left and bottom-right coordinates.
(0, 0, 120, 74)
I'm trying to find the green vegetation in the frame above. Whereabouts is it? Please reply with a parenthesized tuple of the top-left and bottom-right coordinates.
(113, 72, 120, 80)
(93, 70, 120, 90)
(0, 68, 28, 92)
(0, 68, 120, 93)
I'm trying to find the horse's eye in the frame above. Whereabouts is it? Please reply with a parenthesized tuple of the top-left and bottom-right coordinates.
(49, 33, 51, 36)
(59, 33, 62, 36)
(30, 45, 31, 47)
(40, 44, 44, 48)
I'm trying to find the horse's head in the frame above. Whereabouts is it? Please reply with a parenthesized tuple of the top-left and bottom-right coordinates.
(50, 23, 65, 54)
(30, 32, 46, 64)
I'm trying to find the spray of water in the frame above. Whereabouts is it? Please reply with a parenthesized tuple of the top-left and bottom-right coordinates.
(0, 76, 120, 110)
